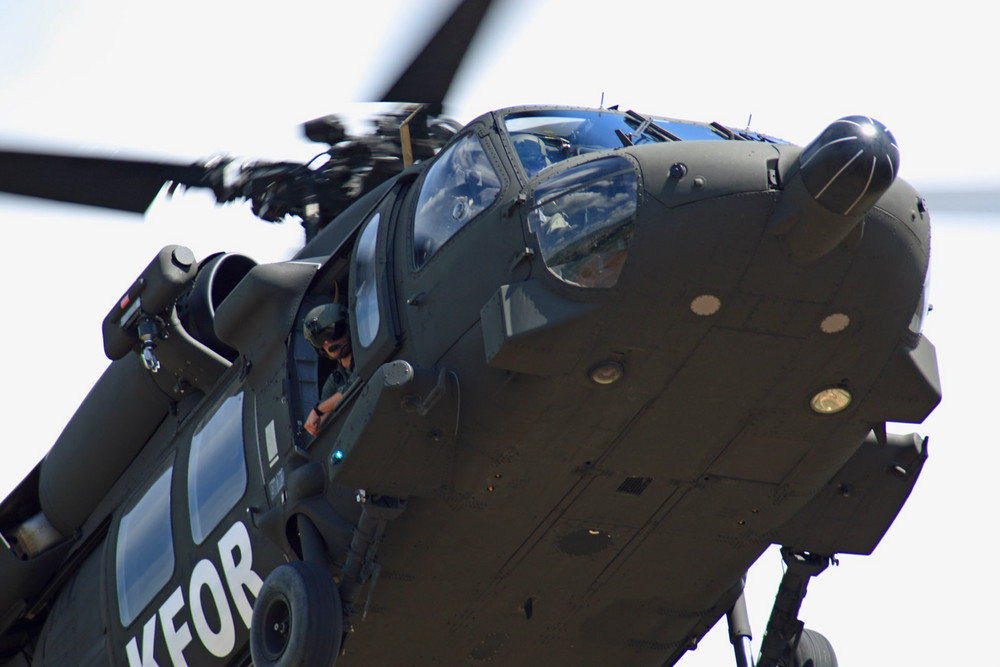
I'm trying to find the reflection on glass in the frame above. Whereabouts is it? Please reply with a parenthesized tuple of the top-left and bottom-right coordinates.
(528, 157, 639, 288)
(413, 134, 501, 268)
(652, 121, 728, 142)
(355, 212, 381, 346)
(505, 108, 783, 179)
(188, 393, 246, 545)
(116, 465, 174, 626)
(506, 110, 651, 178)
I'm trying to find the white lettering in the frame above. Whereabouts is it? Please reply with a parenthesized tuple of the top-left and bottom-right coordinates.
(217, 521, 263, 629)
(159, 586, 192, 667)
(265, 419, 278, 467)
(125, 615, 159, 667)
(189, 559, 236, 658)
(123, 522, 263, 665)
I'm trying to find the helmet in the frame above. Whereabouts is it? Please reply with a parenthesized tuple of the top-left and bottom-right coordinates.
(303, 303, 348, 351)
(512, 133, 554, 176)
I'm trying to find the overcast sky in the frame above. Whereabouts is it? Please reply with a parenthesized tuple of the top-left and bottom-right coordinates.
(1, 1, 997, 664)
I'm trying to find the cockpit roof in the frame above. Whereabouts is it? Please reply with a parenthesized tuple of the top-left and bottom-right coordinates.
(499, 106, 786, 179)
(502, 106, 786, 143)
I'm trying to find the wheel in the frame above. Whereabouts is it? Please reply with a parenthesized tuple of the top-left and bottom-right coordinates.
(250, 561, 343, 667)
(793, 628, 838, 667)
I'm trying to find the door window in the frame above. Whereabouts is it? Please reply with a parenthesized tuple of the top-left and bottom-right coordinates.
(354, 212, 381, 347)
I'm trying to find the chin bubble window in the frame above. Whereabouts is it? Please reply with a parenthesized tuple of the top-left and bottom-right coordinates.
(528, 156, 639, 288)
(413, 133, 501, 269)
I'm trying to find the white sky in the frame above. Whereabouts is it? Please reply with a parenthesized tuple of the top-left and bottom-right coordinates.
(1, 1, 997, 664)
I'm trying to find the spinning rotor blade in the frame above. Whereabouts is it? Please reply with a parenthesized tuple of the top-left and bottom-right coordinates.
(0, 150, 209, 214)
(0, 0, 500, 221)
(378, 0, 496, 108)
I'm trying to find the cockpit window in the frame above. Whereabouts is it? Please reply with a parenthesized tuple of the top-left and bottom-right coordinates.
(506, 110, 655, 178)
(505, 108, 783, 178)
(528, 156, 639, 288)
(653, 121, 729, 142)
(413, 133, 501, 269)
(116, 464, 174, 627)
(188, 392, 247, 545)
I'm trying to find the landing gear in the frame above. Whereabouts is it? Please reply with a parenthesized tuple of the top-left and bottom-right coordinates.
(792, 629, 838, 667)
(250, 495, 406, 665)
(726, 585, 753, 667)
(249, 492, 406, 665)
(250, 560, 343, 667)
(338, 493, 406, 623)
(726, 548, 839, 667)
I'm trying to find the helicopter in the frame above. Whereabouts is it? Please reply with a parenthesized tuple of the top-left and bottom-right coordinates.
(0, 0, 943, 665)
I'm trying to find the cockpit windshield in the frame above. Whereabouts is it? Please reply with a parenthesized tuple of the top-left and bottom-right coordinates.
(504, 108, 781, 178)
(506, 110, 660, 178)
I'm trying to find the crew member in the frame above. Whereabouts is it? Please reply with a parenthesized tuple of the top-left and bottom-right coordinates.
(302, 303, 355, 436)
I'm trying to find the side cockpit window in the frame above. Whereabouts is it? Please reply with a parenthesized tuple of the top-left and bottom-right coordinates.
(413, 133, 501, 269)
(116, 464, 175, 627)
(188, 392, 247, 545)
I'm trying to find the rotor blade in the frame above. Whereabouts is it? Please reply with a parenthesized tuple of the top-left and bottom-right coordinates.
(0, 150, 209, 214)
(377, 0, 496, 108)
(922, 188, 1000, 214)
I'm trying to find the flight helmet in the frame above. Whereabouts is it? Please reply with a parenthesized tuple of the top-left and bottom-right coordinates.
(303, 303, 348, 352)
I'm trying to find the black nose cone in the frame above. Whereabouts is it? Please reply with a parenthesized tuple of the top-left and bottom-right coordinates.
(799, 116, 900, 215)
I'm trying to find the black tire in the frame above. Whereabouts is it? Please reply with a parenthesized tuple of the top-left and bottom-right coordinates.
(250, 561, 343, 667)
(793, 628, 838, 667)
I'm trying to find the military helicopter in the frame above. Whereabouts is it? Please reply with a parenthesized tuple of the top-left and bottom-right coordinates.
(0, 0, 941, 665)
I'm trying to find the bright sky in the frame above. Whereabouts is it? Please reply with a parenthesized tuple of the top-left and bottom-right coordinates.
(1, 1, 997, 664)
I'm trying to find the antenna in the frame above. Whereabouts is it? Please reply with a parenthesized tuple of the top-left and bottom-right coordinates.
(745, 113, 753, 131)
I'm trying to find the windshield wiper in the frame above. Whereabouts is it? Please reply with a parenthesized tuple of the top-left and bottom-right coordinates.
(625, 110, 681, 142)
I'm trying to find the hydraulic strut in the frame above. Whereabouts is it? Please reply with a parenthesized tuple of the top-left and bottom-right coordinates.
(727, 587, 754, 667)
(339, 493, 406, 619)
(757, 548, 833, 667)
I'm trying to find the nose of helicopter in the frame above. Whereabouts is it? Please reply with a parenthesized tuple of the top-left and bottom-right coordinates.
(484, 113, 924, 385)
